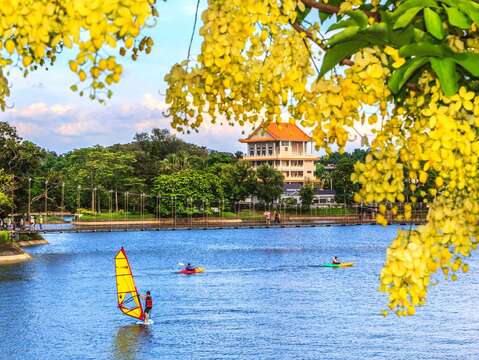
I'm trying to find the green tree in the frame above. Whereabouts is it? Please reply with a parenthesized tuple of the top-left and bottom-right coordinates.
(332, 158, 356, 204)
(299, 183, 315, 210)
(154, 170, 224, 216)
(62, 147, 142, 212)
(0, 122, 48, 214)
(218, 162, 257, 207)
(111, 128, 208, 187)
(255, 165, 284, 205)
(0, 170, 13, 217)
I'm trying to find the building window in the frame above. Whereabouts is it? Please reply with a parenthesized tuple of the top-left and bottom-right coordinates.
(307, 171, 312, 174)
(250, 150, 254, 156)
(282, 160, 289, 166)
(281, 141, 290, 146)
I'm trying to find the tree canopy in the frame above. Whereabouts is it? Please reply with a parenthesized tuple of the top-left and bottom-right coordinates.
(163, 0, 479, 316)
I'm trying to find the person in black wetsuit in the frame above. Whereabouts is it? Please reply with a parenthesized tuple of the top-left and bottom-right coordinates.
(141, 291, 153, 323)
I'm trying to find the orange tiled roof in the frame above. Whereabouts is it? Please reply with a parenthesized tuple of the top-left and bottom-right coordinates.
(240, 122, 311, 143)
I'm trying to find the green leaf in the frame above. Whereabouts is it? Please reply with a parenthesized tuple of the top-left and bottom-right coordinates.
(319, 40, 368, 77)
(453, 52, 479, 77)
(393, 6, 423, 29)
(355, 23, 390, 44)
(392, 0, 438, 18)
(399, 42, 451, 57)
(388, 57, 429, 94)
(389, 26, 416, 47)
(453, 0, 479, 25)
(443, 5, 472, 28)
(430, 57, 459, 96)
(347, 10, 369, 28)
(424, 8, 445, 39)
(327, 26, 360, 46)
(327, 19, 360, 32)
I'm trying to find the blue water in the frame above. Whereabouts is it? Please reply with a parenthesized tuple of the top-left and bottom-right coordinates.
(1, 225, 478, 360)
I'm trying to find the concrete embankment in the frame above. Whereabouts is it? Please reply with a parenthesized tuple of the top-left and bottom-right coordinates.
(0, 243, 32, 265)
(0, 232, 48, 265)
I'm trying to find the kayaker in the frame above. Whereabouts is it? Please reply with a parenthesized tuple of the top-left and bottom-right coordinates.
(332, 256, 341, 264)
(140, 290, 153, 323)
(185, 263, 195, 271)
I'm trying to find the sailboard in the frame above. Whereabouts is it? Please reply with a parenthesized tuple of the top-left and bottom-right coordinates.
(114, 247, 144, 321)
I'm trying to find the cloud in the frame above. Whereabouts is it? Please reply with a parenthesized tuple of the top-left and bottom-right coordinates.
(4, 94, 252, 154)
(55, 118, 109, 137)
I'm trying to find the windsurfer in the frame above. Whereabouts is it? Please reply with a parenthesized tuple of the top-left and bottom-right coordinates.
(140, 290, 153, 323)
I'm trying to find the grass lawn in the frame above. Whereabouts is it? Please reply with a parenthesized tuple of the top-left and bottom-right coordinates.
(77, 212, 156, 221)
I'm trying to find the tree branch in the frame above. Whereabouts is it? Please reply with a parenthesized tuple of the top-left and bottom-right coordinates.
(300, 0, 339, 14)
(299, 0, 379, 20)
(291, 22, 326, 50)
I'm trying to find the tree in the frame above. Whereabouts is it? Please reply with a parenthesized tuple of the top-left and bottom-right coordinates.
(111, 128, 208, 187)
(299, 183, 315, 210)
(0, 170, 13, 217)
(163, 1, 479, 315)
(0, 1, 158, 107)
(0, 122, 48, 213)
(218, 162, 257, 207)
(314, 163, 329, 189)
(62, 147, 142, 212)
(255, 165, 284, 205)
(332, 158, 356, 205)
(153, 170, 224, 216)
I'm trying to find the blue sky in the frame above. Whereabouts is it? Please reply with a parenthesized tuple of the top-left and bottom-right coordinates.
(4, 0, 256, 154)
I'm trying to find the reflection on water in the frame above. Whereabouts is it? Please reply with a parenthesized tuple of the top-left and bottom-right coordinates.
(113, 324, 152, 360)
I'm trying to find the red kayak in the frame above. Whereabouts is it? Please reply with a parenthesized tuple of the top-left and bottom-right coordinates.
(176, 267, 205, 275)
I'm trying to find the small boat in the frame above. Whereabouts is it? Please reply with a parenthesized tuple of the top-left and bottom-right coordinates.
(321, 262, 354, 268)
(177, 267, 205, 275)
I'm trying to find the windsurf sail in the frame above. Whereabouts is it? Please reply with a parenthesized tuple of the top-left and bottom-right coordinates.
(114, 247, 144, 320)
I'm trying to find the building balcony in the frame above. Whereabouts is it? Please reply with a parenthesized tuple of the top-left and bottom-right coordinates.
(243, 154, 319, 161)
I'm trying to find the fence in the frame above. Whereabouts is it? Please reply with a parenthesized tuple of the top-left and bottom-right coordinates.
(8, 203, 428, 234)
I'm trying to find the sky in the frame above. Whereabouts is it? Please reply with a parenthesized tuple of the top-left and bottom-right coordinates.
(3, 1, 253, 154)
(3, 1, 370, 155)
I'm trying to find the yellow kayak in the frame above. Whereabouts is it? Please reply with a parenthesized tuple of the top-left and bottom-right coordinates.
(321, 262, 354, 268)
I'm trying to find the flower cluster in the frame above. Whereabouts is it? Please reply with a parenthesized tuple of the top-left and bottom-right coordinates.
(0, 0, 157, 103)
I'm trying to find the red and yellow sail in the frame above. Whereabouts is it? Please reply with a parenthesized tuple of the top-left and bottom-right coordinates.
(114, 247, 144, 320)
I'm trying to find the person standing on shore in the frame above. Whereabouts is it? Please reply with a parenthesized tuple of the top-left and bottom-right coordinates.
(39, 215, 43, 230)
(274, 211, 280, 224)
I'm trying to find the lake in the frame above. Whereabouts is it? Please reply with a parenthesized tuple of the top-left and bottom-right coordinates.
(0, 225, 478, 360)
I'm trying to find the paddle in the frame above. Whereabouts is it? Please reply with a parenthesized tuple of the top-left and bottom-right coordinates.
(177, 262, 185, 267)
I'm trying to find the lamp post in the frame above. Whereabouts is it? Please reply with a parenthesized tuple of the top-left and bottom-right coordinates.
(77, 185, 81, 217)
(28, 177, 31, 228)
(61, 182, 65, 219)
(44, 179, 48, 225)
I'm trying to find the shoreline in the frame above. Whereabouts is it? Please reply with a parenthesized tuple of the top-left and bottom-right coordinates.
(0, 233, 48, 265)
(17, 239, 49, 247)
(0, 252, 32, 265)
